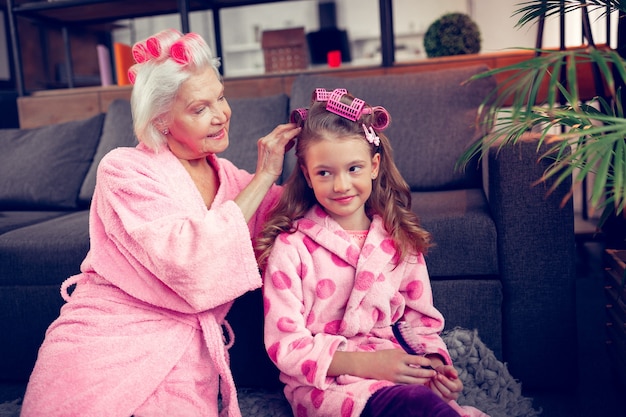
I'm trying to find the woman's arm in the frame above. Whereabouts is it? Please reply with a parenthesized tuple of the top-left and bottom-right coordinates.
(234, 123, 299, 222)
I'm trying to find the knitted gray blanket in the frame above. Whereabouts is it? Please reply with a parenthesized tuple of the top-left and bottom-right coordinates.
(0, 328, 540, 417)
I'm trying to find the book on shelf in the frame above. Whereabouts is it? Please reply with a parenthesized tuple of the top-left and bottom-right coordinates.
(97, 44, 113, 86)
(113, 42, 134, 86)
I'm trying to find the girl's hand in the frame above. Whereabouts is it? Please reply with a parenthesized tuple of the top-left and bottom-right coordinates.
(427, 364, 463, 402)
(329, 349, 437, 385)
(255, 123, 301, 181)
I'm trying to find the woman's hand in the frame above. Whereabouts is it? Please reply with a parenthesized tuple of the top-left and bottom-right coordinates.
(329, 349, 437, 385)
(255, 123, 301, 181)
(427, 364, 463, 402)
(235, 123, 300, 222)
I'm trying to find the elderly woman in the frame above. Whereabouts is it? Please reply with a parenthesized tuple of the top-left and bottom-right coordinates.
(21, 29, 300, 417)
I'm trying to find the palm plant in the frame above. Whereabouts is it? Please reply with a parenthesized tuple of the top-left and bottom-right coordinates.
(459, 0, 626, 230)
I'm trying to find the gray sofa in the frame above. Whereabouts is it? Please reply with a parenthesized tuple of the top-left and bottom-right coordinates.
(0, 65, 576, 411)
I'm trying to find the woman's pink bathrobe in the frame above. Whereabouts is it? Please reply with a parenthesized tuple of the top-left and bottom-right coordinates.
(263, 206, 488, 417)
(21, 143, 280, 417)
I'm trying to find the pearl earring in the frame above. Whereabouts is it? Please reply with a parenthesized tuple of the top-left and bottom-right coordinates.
(162, 128, 169, 135)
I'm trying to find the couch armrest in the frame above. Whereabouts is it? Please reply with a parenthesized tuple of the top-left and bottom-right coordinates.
(485, 137, 577, 391)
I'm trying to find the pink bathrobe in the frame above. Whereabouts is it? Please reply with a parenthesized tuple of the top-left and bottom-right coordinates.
(21, 142, 280, 417)
(263, 206, 488, 417)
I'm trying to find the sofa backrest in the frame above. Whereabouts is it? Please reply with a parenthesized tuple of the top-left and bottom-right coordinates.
(288, 65, 496, 191)
(0, 113, 105, 210)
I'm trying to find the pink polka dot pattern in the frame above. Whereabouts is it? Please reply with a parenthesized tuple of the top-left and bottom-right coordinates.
(303, 235, 319, 254)
(361, 243, 375, 258)
(314, 205, 327, 218)
(380, 238, 395, 254)
(267, 342, 279, 363)
(331, 253, 349, 267)
(346, 246, 359, 265)
(296, 403, 307, 417)
(355, 271, 375, 291)
(277, 316, 297, 332)
(376, 273, 385, 282)
(341, 397, 354, 417)
(271, 270, 292, 290)
(316, 279, 336, 299)
(311, 388, 324, 409)
(420, 315, 439, 328)
(324, 320, 343, 334)
(279, 233, 291, 245)
(298, 262, 309, 279)
(299, 218, 316, 229)
(306, 311, 316, 327)
(372, 308, 385, 322)
(263, 297, 270, 316)
(405, 280, 424, 300)
(301, 360, 318, 384)
(368, 380, 390, 393)
(290, 337, 312, 350)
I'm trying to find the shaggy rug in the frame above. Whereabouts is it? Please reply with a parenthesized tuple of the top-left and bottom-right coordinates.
(0, 328, 540, 417)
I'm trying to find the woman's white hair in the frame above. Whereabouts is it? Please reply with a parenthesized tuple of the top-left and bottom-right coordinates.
(129, 29, 221, 151)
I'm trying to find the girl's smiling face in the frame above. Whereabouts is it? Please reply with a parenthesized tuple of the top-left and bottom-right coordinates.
(301, 134, 380, 231)
(165, 67, 232, 160)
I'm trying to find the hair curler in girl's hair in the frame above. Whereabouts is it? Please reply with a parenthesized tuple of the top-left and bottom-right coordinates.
(369, 106, 391, 131)
(145, 28, 183, 59)
(290, 108, 308, 126)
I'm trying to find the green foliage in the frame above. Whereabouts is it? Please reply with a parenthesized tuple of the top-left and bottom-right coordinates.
(457, 0, 626, 218)
(424, 13, 481, 58)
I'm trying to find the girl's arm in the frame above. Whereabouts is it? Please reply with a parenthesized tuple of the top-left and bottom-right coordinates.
(399, 253, 451, 364)
(328, 349, 436, 385)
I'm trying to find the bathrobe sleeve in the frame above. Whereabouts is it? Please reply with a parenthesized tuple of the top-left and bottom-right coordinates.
(86, 147, 266, 313)
(398, 252, 452, 364)
(263, 234, 347, 390)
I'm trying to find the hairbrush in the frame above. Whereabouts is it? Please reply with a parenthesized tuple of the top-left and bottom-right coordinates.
(392, 321, 435, 370)
(392, 321, 424, 355)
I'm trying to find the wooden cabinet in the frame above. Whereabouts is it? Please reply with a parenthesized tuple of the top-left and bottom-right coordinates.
(604, 248, 626, 387)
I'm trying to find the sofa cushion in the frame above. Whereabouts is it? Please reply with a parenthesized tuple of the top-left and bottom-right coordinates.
(288, 66, 495, 190)
(0, 210, 90, 286)
(0, 211, 70, 235)
(0, 114, 104, 209)
(79, 99, 137, 205)
(219, 93, 290, 176)
(414, 189, 498, 277)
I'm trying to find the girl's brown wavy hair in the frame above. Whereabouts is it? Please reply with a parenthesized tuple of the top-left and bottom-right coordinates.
(256, 91, 431, 270)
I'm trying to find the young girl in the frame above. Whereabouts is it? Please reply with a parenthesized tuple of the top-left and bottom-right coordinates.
(256, 89, 488, 417)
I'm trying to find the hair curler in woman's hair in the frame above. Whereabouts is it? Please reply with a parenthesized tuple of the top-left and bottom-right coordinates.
(127, 65, 138, 85)
(169, 33, 205, 66)
(145, 28, 183, 60)
(131, 42, 150, 64)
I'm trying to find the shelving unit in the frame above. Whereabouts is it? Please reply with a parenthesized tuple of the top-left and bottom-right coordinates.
(6, 0, 396, 96)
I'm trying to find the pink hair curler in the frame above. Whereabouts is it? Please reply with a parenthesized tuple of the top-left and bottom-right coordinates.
(132, 42, 149, 64)
(290, 108, 308, 125)
(127, 65, 138, 85)
(313, 88, 347, 102)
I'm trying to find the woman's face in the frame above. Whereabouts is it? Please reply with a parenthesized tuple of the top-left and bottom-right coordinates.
(165, 67, 232, 160)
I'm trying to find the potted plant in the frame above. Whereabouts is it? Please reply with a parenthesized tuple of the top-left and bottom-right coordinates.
(458, 0, 626, 248)
(423, 12, 481, 58)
